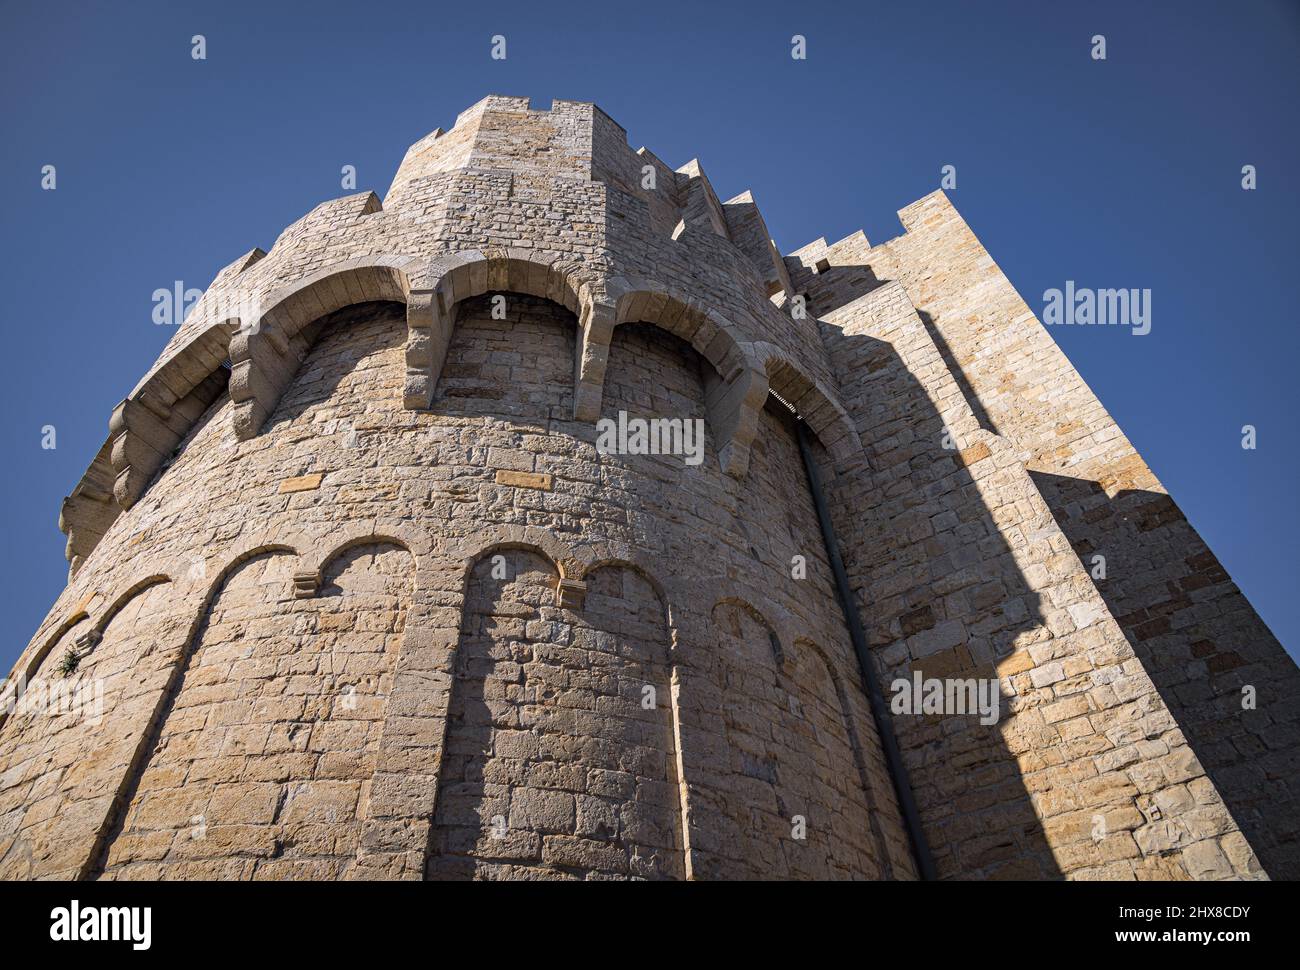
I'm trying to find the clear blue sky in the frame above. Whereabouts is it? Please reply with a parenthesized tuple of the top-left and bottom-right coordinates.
(2, 0, 1297, 671)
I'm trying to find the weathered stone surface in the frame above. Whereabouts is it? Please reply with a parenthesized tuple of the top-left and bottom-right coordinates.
(494, 470, 552, 491)
(4, 95, 1294, 882)
(279, 473, 324, 494)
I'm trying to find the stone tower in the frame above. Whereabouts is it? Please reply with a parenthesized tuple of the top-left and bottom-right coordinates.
(2, 96, 1296, 881)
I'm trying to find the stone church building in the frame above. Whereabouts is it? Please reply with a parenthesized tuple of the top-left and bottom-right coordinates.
(2, 96, 1295, 880)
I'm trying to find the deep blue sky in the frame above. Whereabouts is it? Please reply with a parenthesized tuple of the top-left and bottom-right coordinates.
(2, 0, 1297, 670)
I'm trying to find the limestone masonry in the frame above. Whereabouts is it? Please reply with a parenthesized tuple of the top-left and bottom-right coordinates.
(3, 96, 1296, 881)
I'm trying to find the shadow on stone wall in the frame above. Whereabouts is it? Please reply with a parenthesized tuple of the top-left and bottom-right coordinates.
(266, 301, 407, 432)
(916, 309, 1000, 436)
(426, 551, 685, 880)
(430, 293, 577, 422)
(1032, 471, 1300, 879)
(817, 321, 1064, 879)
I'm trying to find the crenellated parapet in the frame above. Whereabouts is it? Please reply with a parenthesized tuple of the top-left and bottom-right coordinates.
(722, 190, 794, 300)
(15, 95, 1298, 883)
(61, 96, 855, 570)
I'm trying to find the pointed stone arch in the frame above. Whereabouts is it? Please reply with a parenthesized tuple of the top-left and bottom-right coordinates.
(402, 248, 605, 414)
(711, 595, 790, 673)
(752, 341, 862, 467)
(791, 635, 895, 878)
(230, 255, 422, 439)
(593, 276, 768, 478)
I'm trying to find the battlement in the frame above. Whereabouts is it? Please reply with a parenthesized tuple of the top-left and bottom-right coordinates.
(7, 96, 1295, 885)
(388, 96, 628, 207)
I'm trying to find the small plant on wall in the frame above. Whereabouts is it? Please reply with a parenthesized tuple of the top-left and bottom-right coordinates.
(56, 649, 80, 677)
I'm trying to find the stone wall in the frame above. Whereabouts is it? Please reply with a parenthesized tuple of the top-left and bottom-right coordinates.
(427, 551, 684, 880)
(852, 193, 1294, 879)
(7, 289, 903, 880)
(0, 582, 178, 880)
(819, 280, 1266, 880)
(7, 96, 1294, 881)
(98, 543, 412, 880)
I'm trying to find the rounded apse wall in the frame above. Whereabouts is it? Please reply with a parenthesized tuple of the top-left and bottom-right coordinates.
(3, 293, 907, 881)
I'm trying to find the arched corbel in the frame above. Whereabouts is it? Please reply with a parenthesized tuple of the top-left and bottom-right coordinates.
(405, 249, 600, 412)
(705, 361, 768, 479)
(402, 288, 449, 409)
(573, 299, 616, 421)
(753, 341, 864, 469)
(110, 365, 228, 508)
(230, 258, 417, 437)
(605, 275, 768, 479)
(403, 251, 482, 410)
(228, 312, 309, 439)
(61, 439, 118, 576)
